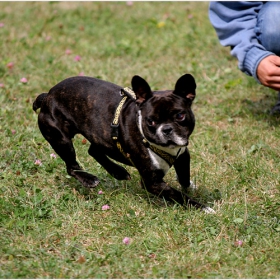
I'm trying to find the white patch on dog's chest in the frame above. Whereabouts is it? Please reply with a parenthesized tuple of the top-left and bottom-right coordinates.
(148, 146, 186, 174)
(148, 149, 170, 174)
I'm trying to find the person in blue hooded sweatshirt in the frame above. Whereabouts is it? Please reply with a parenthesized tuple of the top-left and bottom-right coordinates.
(209, 2, 280, 113)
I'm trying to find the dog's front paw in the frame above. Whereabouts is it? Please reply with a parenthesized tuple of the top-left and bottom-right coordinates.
(202, 206, 216, 214)
(189, 180, 198, 190)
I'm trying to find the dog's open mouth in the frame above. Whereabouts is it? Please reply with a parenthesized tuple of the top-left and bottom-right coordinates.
(161, 136, 189, 148)
(166, 141, 188, 148)
(154, 138, 189, 149)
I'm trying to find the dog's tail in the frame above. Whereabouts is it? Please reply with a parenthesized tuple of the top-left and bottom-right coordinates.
(33, 93, 48, 112)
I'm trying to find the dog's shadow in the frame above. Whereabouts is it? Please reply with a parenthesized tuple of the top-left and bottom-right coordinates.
(70, 169, 222, 209)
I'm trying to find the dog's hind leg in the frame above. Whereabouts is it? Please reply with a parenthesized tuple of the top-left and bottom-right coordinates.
(38, 115, 100, 188)
(88, 144, 131, 180)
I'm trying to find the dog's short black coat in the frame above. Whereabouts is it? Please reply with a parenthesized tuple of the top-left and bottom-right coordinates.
(33, 74, 210, 211)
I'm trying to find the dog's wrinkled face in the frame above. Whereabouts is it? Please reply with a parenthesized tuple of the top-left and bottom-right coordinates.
(132, 74, 196, 149)
(140, 92, 195, 148)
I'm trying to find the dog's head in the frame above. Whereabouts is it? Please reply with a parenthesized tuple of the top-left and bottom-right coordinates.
(132, 74, 196, 148)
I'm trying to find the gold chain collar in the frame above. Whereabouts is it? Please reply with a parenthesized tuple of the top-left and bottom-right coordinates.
(111, 87, 136, 141)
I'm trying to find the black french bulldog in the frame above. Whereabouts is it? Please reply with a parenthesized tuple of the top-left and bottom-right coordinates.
(33, 74, 214, 212)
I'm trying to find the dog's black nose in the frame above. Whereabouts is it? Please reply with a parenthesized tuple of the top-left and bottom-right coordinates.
(162, 125, 173, 136)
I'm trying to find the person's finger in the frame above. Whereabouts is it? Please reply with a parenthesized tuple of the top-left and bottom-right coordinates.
(257, 56, 280, 89)
(264, 80, 280, 91)
(268, 55, 280, 67)
(258, 74, 280, 90)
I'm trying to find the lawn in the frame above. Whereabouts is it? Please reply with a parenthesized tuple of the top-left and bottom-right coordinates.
(0, 1, 279, 278)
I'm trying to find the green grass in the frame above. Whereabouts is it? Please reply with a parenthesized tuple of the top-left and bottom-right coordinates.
(0, 1, 279, 278)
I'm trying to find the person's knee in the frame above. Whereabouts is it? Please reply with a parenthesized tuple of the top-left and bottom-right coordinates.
(257, 2, 280, 54)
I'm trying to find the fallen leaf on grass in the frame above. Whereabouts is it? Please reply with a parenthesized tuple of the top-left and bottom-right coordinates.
(77, 255, 86, 264)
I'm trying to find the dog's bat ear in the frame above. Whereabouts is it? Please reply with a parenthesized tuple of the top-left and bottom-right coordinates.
(131, 75, 153, 104)
(173, 74, 196, 102)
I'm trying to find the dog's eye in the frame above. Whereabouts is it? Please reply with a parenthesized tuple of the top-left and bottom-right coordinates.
(175, 113, 186, 121)
(147, 118, 157, 127)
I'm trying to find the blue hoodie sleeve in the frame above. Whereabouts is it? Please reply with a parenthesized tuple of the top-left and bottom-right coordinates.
(209, 1, 275, 82)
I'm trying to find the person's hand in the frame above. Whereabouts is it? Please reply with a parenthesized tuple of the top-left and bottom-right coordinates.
(257, 55, 280, 91)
